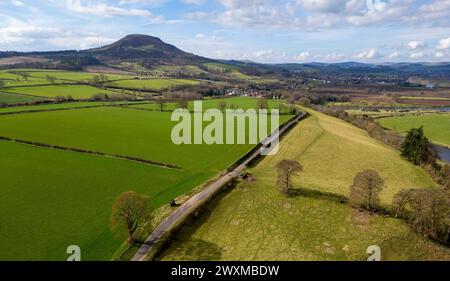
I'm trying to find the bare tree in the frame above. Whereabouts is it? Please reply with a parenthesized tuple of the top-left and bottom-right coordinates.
(392, 188, 416, 218)
(276, 160, 303, 194)
(393, 188, 450, 243)
(110, 191, 153, 244)
(349, 170, 384, 210)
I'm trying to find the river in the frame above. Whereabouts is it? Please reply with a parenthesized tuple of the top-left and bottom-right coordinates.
(433, 145, 450, 163)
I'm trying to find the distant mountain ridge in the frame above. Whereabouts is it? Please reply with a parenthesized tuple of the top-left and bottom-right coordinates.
(0, 34, 450, 77)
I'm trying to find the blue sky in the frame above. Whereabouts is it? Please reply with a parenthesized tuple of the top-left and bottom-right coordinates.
(1, 0, 450, 63)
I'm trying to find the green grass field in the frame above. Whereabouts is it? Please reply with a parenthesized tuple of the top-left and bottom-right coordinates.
(25, 70, 132, 82)
(0, 140, 203, 261)
(0, 98, 291, 260)
(0, 107, 242, 171)
(108, 78, 199, 90)
(282, 108, 433, 203)
(0, 101, 146, 114)
(203, 62, 256, 80)
(129, 97, 286, 112)
(0, 92, 45, 104)
(151, 65, 207, 76)
(1, 70, 134, 88)
(158, 108, 446, 261)
(0, 106, 291, 171)
(0, 72, 50, 87)
(2, 85, 115, 99)
(379, 113, 450, 147)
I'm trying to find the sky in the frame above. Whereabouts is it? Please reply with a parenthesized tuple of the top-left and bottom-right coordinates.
(1, 0, 450, 63)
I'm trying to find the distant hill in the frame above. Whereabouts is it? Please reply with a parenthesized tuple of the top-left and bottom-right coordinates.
(0, 34, 211, 69)
(84, 34, 210, 65)
(1, 35, 450, 78)
(270, 61, 450, 77)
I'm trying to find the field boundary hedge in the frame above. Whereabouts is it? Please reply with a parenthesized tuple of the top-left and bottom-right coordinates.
(0, 136, 182, 170)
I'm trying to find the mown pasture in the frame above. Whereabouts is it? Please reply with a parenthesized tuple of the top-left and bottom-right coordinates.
(158, 108, 445, 261)
(379, 113, 450, 147)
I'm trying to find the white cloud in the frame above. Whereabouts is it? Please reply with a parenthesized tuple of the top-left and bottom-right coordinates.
(407, 40, 425, 50)
(118, 0, 166, 4)
(388, 51, 400, 59)
(324, 53, 346, 61)
(185, 0, 450, 31)
(346, 0, 409, 26)
(182, 0, 206, 4)
(355, 49, 378, 59)
(10, 0, 24, 6)
(252, 49, 288, 62)
(66, 0, 164, 21)
(437, 37, 450, 50)
(301, 0, 349, 14)
(254, 49, 274, 58)
(195, 33, 206, 39)
(409, 52, 424, 59)
(418, 0, 450, 20)
(435, 51, 445, 58)
(48, 35, 115, 50)
(293, 51, 311, 61)
(0, 16, 115, 51)
(0, 22, 62, 46)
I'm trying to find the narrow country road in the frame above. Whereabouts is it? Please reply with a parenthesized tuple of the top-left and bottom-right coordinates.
(132, 112, 306, 261)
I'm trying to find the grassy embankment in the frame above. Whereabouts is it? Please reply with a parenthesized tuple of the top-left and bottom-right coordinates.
(158, 108, 448, 261)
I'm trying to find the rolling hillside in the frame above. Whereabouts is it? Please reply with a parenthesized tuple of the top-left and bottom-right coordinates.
(158, 107, 445, 261)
